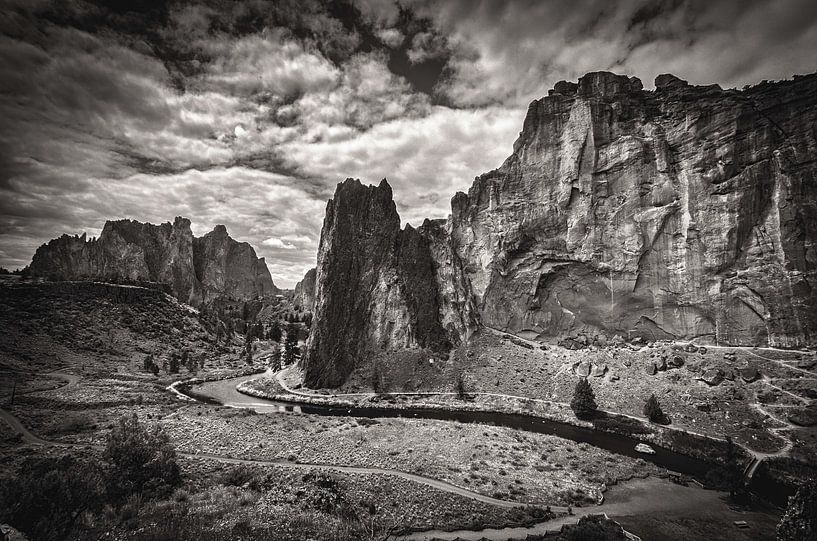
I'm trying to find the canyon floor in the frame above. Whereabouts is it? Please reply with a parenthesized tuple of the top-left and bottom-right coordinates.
(1, 282, 812, 540)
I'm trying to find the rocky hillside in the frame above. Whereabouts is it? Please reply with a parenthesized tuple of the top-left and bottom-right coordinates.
(28, 217, 278, 306)
(304, 71, 817, 387)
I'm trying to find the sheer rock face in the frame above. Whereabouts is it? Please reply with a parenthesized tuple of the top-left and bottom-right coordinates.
(451, 71, 817, 347)
(29, 218, 277, 305)
(303, 179, 477, 388)
(192, 224, 278, 303)
(293, 267, 316, 311)
(306, 72, 817, 386)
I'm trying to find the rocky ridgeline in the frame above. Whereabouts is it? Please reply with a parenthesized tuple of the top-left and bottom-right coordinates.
(304, 71, 817, 387)
(28, 217, 278, 306)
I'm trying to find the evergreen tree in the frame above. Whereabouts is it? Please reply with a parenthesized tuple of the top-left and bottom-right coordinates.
(168, 352, 180, 374)
(269, 342, 282, 371)
(570, 378, 597, 419)
(269, 320, 282, 342)
(142, 354, 158, 375)
(643, 393, 669, 424)
(455, 372, 471, 400)
(284, 322, 300, 365)
(778, 481, 817, 541)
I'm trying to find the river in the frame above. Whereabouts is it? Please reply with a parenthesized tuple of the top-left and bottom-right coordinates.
(180, 372, 782, 540)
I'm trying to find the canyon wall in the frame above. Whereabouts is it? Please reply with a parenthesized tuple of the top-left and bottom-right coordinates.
(28, 217, 278, 305)
(452, 72, 816, 348)
(304, 71, 817, 386)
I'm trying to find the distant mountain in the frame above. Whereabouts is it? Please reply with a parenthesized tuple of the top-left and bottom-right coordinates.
(28, 217, 278, 305)
(304, 71, 817, 387)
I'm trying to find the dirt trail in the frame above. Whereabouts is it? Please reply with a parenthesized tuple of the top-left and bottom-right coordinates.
(2, 373, 539, 511)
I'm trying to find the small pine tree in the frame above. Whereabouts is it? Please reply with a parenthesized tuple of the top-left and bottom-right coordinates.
(168, 352, 180, 374)
(284, 322, 300, 365)
(455, 372, 471, 400)
(570, 378, 597, 419)
(269, 320, 282, 342)
(778, 481, 817, 541)
(643, 393, 668, 424)
(143, 354, 158, 374)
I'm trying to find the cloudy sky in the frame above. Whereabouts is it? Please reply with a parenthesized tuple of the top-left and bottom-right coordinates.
(1, 0, 816, 287)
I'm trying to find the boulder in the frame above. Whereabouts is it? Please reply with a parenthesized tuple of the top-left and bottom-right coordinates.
(576, 361, 592, 377)
(700, 368, 725, 386)
(788, 407, 817, 427)
(668, 355, 685, 368)
(645, 362, 658, 376)
(590, 364, 607, 377)
(739, 367, 761, 383)
(656, 357, 668, 371)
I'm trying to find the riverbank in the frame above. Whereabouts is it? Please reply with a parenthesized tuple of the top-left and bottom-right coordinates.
(239, 368, 749, 479)
(180, 372, 783, 540)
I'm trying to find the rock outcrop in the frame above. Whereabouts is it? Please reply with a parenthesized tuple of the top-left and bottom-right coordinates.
(28, 218, 277, 305)
(306, 71, 817, 386)
(293, 267, 316, 311)
(451, 71, 817, 348)
(192, 224, 278, 303)
(303, 179, 477, 388)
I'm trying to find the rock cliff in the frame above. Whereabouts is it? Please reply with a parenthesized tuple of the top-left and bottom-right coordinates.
(293, 267, 316, 311)
(28, 218, 278, 305)
(305, 71, 817, 386)
(452, 72, 817, 348)
(303, 179, 477, 388)
(192, 224, 278, 303)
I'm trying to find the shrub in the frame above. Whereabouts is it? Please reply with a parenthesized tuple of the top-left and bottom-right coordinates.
(570, 378, 597, 419)
(0, 455, 104, 541)
(778, 481, 817, 540)
(456, 372, 472, 400)
(643, 393, 669, 424)
(104, 413, 182, 501)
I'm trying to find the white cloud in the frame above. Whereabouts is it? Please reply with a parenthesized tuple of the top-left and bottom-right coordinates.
(280, 105, 524, 225)
(376, 27, 404, 48)
(197, 28, 340, 98)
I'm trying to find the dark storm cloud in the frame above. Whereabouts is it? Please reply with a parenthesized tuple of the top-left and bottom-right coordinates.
(1, 0, 816, 286)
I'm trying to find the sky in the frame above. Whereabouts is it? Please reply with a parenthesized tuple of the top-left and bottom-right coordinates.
(1, 0, 816, 287)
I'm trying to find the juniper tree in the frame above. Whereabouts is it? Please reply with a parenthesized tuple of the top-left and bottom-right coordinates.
(570, 378, 597, 419)
(643, 393, 669, 424)
(284, 322, 300, 365)
(268, 320, 282, 342)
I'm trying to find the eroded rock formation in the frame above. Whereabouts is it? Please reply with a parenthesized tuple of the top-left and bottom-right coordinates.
(28, 218, 277, 305)
(303, 179, 477, 388)
(305, 71, 817, 386)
